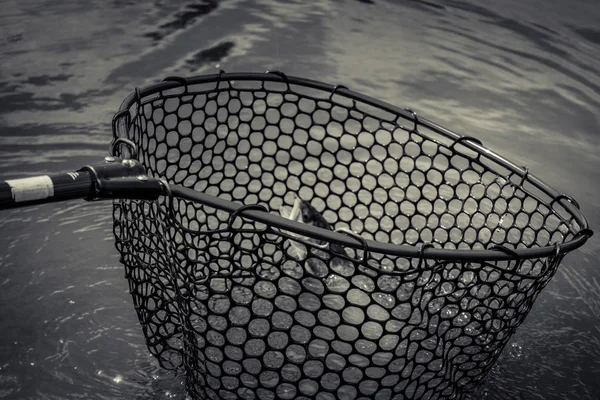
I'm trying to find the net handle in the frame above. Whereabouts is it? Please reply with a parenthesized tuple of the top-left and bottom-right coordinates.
(0, 157, 163, 210)
(0, 170, 95, 209)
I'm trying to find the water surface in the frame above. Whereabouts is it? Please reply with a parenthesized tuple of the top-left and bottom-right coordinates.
(0, 0, 599, 399)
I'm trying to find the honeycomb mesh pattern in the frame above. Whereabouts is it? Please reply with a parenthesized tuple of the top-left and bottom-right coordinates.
(112, 74, 583, 400)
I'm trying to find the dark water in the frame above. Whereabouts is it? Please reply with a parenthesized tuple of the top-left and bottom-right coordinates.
(0, 0, 599, 399)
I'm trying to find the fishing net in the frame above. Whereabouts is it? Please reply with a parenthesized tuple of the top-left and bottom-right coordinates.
(110, 72, 592, 400)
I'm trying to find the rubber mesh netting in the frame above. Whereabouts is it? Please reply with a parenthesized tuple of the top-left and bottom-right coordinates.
(111, 76, 580, 400)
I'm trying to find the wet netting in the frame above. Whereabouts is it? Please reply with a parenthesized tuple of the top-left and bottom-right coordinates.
(110, 72, 592, 400)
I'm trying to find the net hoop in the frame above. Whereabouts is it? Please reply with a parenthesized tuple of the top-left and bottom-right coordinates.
(113, 71, 592, 264)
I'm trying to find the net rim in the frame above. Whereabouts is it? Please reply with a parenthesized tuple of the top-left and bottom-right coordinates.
(113, 71, 593, 262)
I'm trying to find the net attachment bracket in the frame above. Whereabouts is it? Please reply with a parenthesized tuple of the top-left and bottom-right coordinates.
(450, 135, 483, 152)
(163, 76, 190, 93)
(488, 244, 521, 259)
(404, 108, 419, 133)
(79, 157, 163, 201)
(265, 70, 291, 91)
(111, 110, 131, 140)
(576, 228, 594, 239)
(333, 227, 370, 265)
(109, 137, 138, 160)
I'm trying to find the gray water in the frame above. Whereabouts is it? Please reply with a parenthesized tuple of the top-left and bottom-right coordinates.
(0, 0, 599, 399)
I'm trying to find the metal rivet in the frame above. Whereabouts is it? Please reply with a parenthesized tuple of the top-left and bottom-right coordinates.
(122, 159, 136, 167)
(104, 156, 115, 162)
(137, 175, 148, 181)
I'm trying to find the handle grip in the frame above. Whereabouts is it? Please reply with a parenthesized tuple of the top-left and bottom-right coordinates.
(0, 158, 164, 210)
(0, 171, 95, 209)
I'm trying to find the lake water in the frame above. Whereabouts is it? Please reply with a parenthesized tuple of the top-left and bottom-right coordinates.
(0, 0, 599, 399)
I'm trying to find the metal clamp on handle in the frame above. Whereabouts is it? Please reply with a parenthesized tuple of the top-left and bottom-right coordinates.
(79, 157, 164, 201)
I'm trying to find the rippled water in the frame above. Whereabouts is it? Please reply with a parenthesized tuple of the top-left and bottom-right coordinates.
(0, 0, 599, 399)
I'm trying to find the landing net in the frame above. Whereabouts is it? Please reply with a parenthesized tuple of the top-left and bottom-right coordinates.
(111, 72, 592, 400)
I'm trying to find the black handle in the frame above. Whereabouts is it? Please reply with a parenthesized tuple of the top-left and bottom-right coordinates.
(0, 171, 95, 209)
(0, 157, 164, 210)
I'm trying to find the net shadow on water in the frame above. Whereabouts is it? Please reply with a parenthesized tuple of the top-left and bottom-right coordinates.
(109, 73, 589, 400)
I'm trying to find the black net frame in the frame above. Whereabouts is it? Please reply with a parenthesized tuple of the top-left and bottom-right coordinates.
(110, 72, 592, 400)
